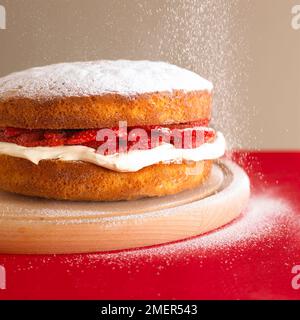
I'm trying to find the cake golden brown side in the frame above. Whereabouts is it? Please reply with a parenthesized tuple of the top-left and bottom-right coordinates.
(0, 155, 212, 201)
(0, 90, 211, 129)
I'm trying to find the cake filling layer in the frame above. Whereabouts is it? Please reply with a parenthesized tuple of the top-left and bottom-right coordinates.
(0, 120, 211, 149)
(0, 132, 225, 172)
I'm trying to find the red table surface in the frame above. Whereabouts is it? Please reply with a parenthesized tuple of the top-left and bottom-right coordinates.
(0, 151, 300, 300)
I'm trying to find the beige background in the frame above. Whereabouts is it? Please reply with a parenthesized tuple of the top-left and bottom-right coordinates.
(0, 0, 299, 149)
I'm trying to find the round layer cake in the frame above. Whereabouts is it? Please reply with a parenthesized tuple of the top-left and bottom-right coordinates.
(0, 60, 225, 201)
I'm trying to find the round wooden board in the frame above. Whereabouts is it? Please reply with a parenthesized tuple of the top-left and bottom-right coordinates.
(0, 159, 250, 254)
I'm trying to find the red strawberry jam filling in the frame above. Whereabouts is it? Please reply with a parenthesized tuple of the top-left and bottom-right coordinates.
(0, 119, 216, 152)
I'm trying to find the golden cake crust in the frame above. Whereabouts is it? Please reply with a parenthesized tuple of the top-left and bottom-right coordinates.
(0, 155, 212, 201)
(0, 90, 211, 129)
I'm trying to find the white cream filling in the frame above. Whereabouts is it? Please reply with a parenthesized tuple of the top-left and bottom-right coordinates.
(0, 132, 226, 172)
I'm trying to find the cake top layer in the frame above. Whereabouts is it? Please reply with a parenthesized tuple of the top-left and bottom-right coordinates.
(0, 60, 213, 100)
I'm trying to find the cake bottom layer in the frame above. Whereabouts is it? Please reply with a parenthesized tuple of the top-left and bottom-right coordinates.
(0, 155, 212, 201)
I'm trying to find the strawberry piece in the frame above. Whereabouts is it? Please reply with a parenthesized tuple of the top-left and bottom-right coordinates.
(44, 137, 66, 147)
(66, 129, 98, 145)
(3, 127, 28, 138)
(15, 132, 44, 147)
(44, 131, 66, 140)
(42, 131, 66, 147)
(170, 127, 216, 149)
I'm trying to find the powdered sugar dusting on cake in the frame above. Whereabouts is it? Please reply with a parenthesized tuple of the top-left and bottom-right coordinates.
(0, 60, 213, 99)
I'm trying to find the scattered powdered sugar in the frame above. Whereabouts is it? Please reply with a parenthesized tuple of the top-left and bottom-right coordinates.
(195, 195, 292, 248)
(81, 194, 295, 267)
(8, 193, 298, 273)
(0, 60, 213, 100)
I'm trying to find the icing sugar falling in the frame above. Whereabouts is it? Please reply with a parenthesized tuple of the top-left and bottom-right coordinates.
(135, 0, 252, 149)
(0, 60, 213, 99)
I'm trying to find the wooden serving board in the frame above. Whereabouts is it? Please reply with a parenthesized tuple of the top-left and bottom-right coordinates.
(0, 160, 250, 254)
